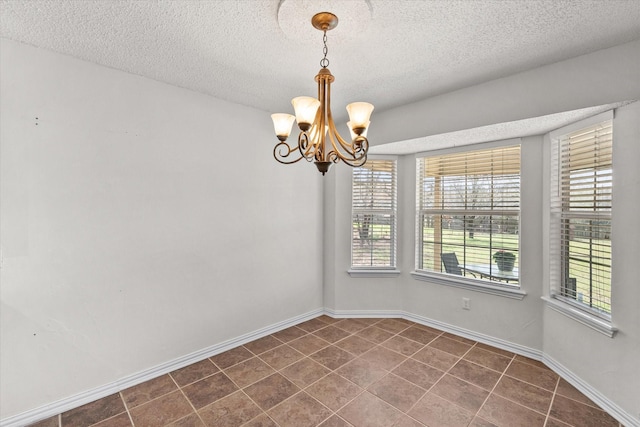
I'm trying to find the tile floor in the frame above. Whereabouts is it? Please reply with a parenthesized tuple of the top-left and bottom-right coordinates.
(28, 316, 623, 427)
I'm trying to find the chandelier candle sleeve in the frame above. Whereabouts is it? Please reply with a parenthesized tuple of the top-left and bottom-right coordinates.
(346, 102, 374, 134)
(291, 96, 321, 130)
(271, 114, 296, 141)
(270, 11, 374, 175)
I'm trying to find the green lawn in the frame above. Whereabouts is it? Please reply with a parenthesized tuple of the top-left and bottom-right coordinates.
(567, 238, 611, 314)
(353, 223, 612, 315)
(421, 228, 519, 270)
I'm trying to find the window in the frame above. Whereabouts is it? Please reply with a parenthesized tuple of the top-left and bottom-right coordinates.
(551, 120, 612, 318)
(416, 145, 521, 286)
(351, 159, 397, 269)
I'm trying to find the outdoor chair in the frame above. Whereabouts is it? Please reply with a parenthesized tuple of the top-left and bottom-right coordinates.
(441, 252, 463, 275)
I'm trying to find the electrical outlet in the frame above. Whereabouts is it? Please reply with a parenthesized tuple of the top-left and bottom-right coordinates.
(462, 298, 471, 310)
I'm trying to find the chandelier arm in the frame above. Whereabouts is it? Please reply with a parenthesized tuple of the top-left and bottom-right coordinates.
(298, 131, 316, 162)
(323, 79, 367, 162)
(328, 138, 368, 167)
(326, 136, 369, 166)
(326, 151, 340, 164)
(325, 120, 368, 163)
(345, 155, 368, 168)
(341, 156, 368, 168)
(327, 120, 360, 157)
(325, 145, 367, 168)
(274, 140, 305, 164)
(348, 135, 369, 159)
(327, 148, 368, 166)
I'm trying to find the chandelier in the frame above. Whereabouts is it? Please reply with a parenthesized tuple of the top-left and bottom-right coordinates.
(271, 12, 374, 175)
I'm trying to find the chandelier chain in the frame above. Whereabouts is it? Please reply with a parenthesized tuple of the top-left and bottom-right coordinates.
(320, 31, 329, 68)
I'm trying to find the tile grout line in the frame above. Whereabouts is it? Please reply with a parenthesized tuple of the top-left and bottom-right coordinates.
(401, 338, 481, 422)
(264, 386, 335, 426)
(115, 391, 135, 427)
(488, 363, 564, 416)
(543, 376, 562, 427)
(223, 356, 277, 389)
(367, 323, 447, 423)
(168, 368, 208, 427)
(169, 359, 221, 389)
(468, 353, 565, 398)
(243, 335, 286, 357)
(492, 378, 559, 418)
(209, 345, 260, 371)
(385, 332, 462, 425)
(468, 347, 517, 423)
(238, 388, 277, 427)
(468, 352, 566, 424)
(552, 381, 613, 411)
(366, 327, 448, 423)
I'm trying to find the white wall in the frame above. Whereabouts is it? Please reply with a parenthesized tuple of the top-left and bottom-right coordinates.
(325, 40, 640, 422)
(542, 102, 640, 420)
(0, 39, 323, 418)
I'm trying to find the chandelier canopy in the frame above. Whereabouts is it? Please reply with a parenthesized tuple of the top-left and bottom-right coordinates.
(271, 12, 374, 175)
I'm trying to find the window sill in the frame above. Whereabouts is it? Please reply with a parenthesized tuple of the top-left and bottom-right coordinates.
(410, 270, 526, 300)
(348, 269, 401, 278)
(542, 296, 617, 338)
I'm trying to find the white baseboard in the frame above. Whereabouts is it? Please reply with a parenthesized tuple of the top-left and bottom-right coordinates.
(0, 308, 324, 427)
(323, 308, 403, 318)
(323, 308, 542, 360)
(400, 311, 543, 360)
(543, 354, 640, 427)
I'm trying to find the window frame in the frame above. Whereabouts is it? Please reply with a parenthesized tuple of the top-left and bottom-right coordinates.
(546, 111, 617, 336)
(412, 141, 525, 299)
(348, 157, 400, 277)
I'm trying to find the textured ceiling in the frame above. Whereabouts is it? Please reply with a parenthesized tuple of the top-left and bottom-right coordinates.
(2, 0, 640, 148)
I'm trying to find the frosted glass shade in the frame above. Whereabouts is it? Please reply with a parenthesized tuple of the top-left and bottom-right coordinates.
(346, 102, 374, 128)
(291, 96, 320, 127)
(348, 121, 369, 139)
(271, 113, 296, 139)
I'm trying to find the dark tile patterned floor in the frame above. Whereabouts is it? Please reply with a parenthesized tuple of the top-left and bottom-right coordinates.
(28, 316, 624, 427)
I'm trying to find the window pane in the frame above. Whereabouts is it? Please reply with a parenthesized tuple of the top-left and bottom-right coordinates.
(352, 159, 397, 268)
(562, 217, 611, 314)
(419, 213, 519, 279)
(352, 213, 394, 267)
(554, 119, 613, 317)
(416, 143, 521, 287)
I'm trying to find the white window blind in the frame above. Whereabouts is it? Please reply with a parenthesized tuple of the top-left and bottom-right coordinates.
(351, 159, 397, 268)
(416, 145, 521, 285)
(551, 120, 612, 317)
